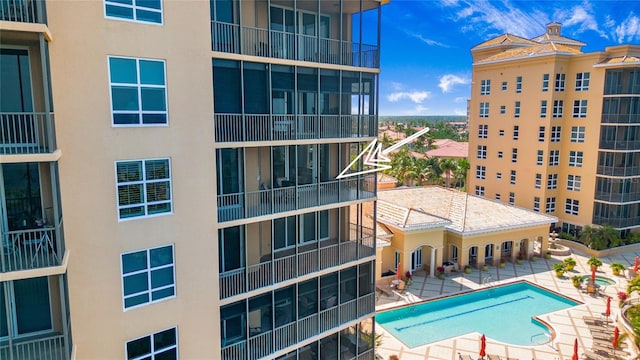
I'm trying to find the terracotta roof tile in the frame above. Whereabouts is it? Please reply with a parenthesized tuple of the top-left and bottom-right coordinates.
(475, 43, 582, 63)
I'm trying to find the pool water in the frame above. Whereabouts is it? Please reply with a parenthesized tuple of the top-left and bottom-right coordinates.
(376, 281, 579, 347)
(581, 275, 616, 286)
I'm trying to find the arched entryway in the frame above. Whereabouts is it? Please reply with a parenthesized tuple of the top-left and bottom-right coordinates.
(502, 240, 513, 261)
(519, 238, 529, 259)
(469, 246, 478, 266)
(411, 246, 423, 272)
(484, 243, 494, 265)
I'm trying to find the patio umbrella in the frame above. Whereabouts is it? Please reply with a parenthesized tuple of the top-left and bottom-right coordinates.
(612, 326, 619, 348)
(591, 265, 596, 284)
(479, 334, 486, 359)
(572, 338, 578, 360)
(397, 263, 402, 280)
(635, 256, 639, 272)
(605, 296, 611, 318)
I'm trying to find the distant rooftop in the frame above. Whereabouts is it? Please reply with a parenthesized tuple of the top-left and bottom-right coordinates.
(425, 139, 468, 158)
(377, 186, 557, 235)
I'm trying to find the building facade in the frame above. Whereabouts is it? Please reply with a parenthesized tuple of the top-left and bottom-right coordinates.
(1, 0, 383, 359)
(467, 22, 640, 235)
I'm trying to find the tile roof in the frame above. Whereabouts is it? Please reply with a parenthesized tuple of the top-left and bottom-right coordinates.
(530, 32, 585, 46)
(426, 139, 468, 158)
(475, 43, 582, 63)
(377, 173, 398, 184)
(595, 55, 640, 66)
(377, 186, 557, 235)
(472, 33, 537, 50)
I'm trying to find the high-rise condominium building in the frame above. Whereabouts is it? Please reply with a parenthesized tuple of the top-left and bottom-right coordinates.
(468, 22, 640, 236)
(0, 0, 383, 359)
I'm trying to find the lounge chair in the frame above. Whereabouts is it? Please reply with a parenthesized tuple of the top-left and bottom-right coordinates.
(488, 354, 501, 360)
(583, 349, 609, 360)
(457, 353, 472, 360)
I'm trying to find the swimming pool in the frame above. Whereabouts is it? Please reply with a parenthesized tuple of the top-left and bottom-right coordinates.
(376, 281, 579, 347)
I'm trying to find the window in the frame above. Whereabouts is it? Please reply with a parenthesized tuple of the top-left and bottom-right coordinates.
(569, 151, 583, 167)
(533, 197, 540, 212)
(552, 100, 563, 118)
(537, 150, 544, 165)
(478, 124, 488, 138)
(538, 126, 545, 141)
(545, 197, 556, 213)
(480, 102, 489, 117)
(547, 174, 558, 189)
(497, 151, 503, 158)
(500, 105, 506, 115)
(499, 129, 504, 136)
(105, 0, 163, 24)
(565, 199, 579, 215)
(109, 57, 167, 125)
(567, 175, 581, 191)
(571, 126, 585, 143)
(496, 172, 502, 179)
(555, 73, 565, 91)
(511, 148, 517, 163)
(513, 126, 519, 140)
(573, 100, 588, 118)
(510, 170, 516, 184)
(549, 150, 560, 166)
(509, 192, 515, 205)
(495, 193, 501, 200)
(514, 101, 520, 117)
(515, 76, 522, 93)
(540, 100, 547, 117)
(126, 328, 177, 360)
(121, 245, 175, 309)
(551, 126, 561, 142)
(476, 165, 486, 179)
(502, 81, 507, 91)
(535, 174, 542, 189)
(575, 72, 590, 91)
(475, 185, 485, 196)
(116, 159, 172, 219)
(542, 73, 549, 92)
(481, 80, 491, 95)
(477, 145, 487, 159)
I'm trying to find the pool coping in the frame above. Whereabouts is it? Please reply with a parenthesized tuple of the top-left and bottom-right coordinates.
(375, 279, 585, 348)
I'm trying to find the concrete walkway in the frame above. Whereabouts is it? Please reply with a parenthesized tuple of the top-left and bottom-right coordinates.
(374, 249, 640, 360)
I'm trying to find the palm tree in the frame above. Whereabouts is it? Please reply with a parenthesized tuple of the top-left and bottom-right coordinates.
(380, 132, 393, 148)
(453, 158, 470, 189)
(579, 225, 598, 248)
(440, 158, 457, 188)
(422, 157, 443, 185)
(628, 275, 640, 295)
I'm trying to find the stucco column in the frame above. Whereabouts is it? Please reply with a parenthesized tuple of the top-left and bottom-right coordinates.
(429, 248, 436, 277)
(460, 247, 470, 268)
(541, 235, 549, 254)
(435, 246, 443, 274)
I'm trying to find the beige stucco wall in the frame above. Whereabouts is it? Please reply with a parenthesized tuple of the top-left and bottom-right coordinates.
(47, 1, 218, 358)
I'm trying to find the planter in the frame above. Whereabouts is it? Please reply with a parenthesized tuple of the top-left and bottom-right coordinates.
(613, 269, 621, 276)
(437, 273, 445, 280)
(545, 253, 551, 259)
(482, 265, 488, 272)
(499, 262, 506, 269)
(555, 271, 564, 278)
(531, 256, 537, 262)
(516, 259, 523, 265)
(572, 280, 581, 288)
(464, 267, 472, 274)
(566, 264, 575, 271)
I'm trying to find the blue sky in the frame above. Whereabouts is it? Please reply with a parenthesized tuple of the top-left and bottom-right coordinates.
(378, 0, 640, 116)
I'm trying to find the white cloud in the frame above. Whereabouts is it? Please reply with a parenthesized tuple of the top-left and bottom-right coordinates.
(403, 29, 449, 48)
(387, 91, 431, 103)
(450, 0, 548, 38)
(613, 13, 640, 43)
(391, 82, 404, 91)
(454, 96, 468, 103)
(553, 1, 607, 39)
(438, 74, 469, 93)
(453, 109, 467, 116)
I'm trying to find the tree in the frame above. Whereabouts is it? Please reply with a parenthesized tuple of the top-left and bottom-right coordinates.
(628, 275, 640, 295)
(440, 158, 457, 188)
(453, 158, 470, 189)
(422, 157, 443, 185)
(380, 132, 393, 148)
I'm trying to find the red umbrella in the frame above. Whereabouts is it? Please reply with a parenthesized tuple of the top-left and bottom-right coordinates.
(591, 265, 596, 283)
(572, 338, 578, 360)
(635, 256, 639, 272)
(613, 326, 620, 348)
(480, 334, 486, 359)
(605, 296, 611, 318)
(397, 262, 402, 280)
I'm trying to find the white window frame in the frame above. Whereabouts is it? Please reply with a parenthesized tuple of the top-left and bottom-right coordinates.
(496, 172, 502, 179)
(567, 175, 581, 191)
(546, 197, 556, 213)
(533, 197, 540, 212)
(513, 125, 519, 140)
(480, 80, 491, 95)
(511, 148, 517, 163)
(500, 105, 506, 115)
(480, 102, 489, 118)
(475, 185, 485, 197)
(514, 101, 520, 117)
(547, 174, 558, 189)
(478, 124, 488, 138)
(565, 199, 579, 215)
(501, 81, 507, 91)
(571, 126, 585, 143)
(115, 158, 173, 220)
(509, 192, 515, 205)
(121, 244, 176, 311)
(495, 193, 501, 200)
(569, 151, 583, 167)
(540, 100, 547, 118)
(549, 150, 560, 166)
(552, 100, 563, 118)
(535, 174, 542, 189)
(575, 72, 590, 91)
(109, 56, 168, 126)
(510, 170, 516, 184)
(498, 151, 503, 158)
(538, 126, 545, 141)
(555, 73, 565, 91)
(542, 73, 549, 92)
(126, 327, 178, 360)
(515, 76, 522, 93)
(476, 165, 486, 179)
(105, 0, 164, 25)
(551, 126, 561, 142)
(537, 150, 543, 165)
(477, 145, 487, 159)
(573, 100, 588, 118)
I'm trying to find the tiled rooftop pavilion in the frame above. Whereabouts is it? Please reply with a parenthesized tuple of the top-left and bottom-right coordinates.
(374, 248, 640, 360)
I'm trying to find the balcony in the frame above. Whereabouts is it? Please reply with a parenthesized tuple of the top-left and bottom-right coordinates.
(217, 175, 375, 223)
(597, 165, 640, 177)
(0, 113, 56, 154)
(0, 0, 45, 23)
(220, 293, 375, 360)
(592, 216, 639, 229)
(211, 21, 378, 69)
(214, 114, 376, 143)
(0, 332, 70, 360)
(594, 191, 640, 203)
(1, 220, 63, 273)
(601, 113, 640, 124)
(219, 223, 376, 299)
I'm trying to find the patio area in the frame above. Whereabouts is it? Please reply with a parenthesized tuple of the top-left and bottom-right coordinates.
(374, 248, 640, 360)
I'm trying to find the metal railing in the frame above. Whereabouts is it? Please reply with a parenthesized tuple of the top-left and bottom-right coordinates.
(248, 331, 272, 360)
(0, 332, 68, 360)
(0, 0, 43, 23)
(219, 225, 376, 299)
(1, 223, 63, 272)
(273, 322, 296, 352)
(217, 175, 376, 223)
(599, 139, 640, 150)
(211, 21, 379, 68)
(214, 114, 376, 143)
(221, 341, 246, 360)
(0, 113, 56, 154)
(596, 165, 640, 177)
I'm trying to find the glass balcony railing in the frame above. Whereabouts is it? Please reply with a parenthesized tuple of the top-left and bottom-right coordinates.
(214, 114, 376, 143)
(219, 223, 376, 299)
(0, 0, 45, 23)
(211, 21, 379, 68)
(1, 220, 64, 272)
(0, 112, 56, 155)
(217, 175, 375, 223)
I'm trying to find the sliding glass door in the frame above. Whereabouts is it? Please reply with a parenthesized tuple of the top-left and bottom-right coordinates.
(0, 277, 53, 339)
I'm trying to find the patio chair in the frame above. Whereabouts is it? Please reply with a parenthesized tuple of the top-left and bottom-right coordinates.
(457, 353, 472, 360)
(583, 350, 608, 360)
(488, 354, 501, 360)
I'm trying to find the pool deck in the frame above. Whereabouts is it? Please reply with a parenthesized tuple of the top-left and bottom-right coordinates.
(375, 249, 640, 360)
